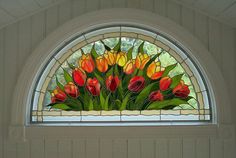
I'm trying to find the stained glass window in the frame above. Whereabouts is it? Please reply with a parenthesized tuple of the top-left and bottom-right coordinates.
(31, 26, 212, 124)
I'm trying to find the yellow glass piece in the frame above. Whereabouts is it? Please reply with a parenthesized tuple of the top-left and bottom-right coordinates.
(72, 41, 87, 52)
(121, 32, 138, 38)
(104, 32, 120, 38)
(180, 110, 199, 115)
(101, 111, 120, 116)
(59, 50, 73, 63)
(81, 111, 100, 116)
(138, 34, 155, 43)
(190, 76, 201, 93)
(61, 111, 81, 116)
(197, 92, 204, 109)
(155, 40, 170, 52)
(141, 110, 161, 115)
(116, 51, 127, 67)
(43, 111, 61, 116)
(86, 35, 103, 43)
(121, 110, 140, 115)
(41, 77, 51, 93)
(48, 61, 60, 77)
(161, 110, 180, 115)
(169, 49, 183, 63)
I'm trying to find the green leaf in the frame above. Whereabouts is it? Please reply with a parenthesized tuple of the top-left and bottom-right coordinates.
(100, 93, 105, 110)
(162, 63, 177, 77)
(63, 69, 73, 83)
(104, 93, 110, 110)
(147, 98, 188, 110)
(94, 72, 104, 85)
(170, 74, 183, 88)
(135, 83, 155, 105)
(89, 99, 93, 110)
(120, 93, 131, 111)
(138, 42, 144, 53)
(106, 66, 113, 77)
(91, 44, 99, 58)
(101, 40, 111, 51)
(56, 77, 64, 90)
(143, 53, 161, 71)
(67, 61, 76, 70)
(113, 38, 121, 52)
(127, 46, 133, 60)
(52, 103, 72, 110)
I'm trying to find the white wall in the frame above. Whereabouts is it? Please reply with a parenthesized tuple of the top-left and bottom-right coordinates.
(0, 0, 235, 158)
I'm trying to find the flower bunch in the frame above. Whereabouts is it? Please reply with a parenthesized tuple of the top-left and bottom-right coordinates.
(48, 39, 191, 111)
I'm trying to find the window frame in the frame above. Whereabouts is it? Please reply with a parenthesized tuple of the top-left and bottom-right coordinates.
(9, 8, 229, 141)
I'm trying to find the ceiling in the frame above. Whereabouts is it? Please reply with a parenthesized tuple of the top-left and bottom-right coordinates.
(174, 0, 236, 27)
(0, 0, 236, 30)
(0, 0, 65, 29)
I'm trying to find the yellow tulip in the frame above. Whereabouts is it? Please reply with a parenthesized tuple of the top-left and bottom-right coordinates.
(123, 59, 135, 75)
(104, 50, 117, 66)
(116, 52, 127, 67)
(147, 61, 165, 80)
(135, 53, 150, 70)
(96, 56, 108, 73)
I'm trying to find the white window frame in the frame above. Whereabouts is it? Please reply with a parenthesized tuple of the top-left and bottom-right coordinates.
(9, 8, 232, 141)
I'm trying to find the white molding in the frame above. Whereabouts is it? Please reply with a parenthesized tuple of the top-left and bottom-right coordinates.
(9, 8, 233, 140)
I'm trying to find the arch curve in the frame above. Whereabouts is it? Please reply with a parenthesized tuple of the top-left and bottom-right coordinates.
(10, 8, 230, 131)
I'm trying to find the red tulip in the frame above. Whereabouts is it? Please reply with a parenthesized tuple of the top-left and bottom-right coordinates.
(64, 82, 79, 98)
(172, 81, 190, 98)
(128, 76, 145, 93)
(106, 75, 120, 92)
(149, 90, 164, 102)
(72, 68, 87, 86)
(78, 54, 95, 73)
(160, 77, 172, 91)
(86, 78, 101, 96)
(51, 87, 67, 103)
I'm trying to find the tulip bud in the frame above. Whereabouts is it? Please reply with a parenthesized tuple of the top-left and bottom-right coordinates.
(64, 82, 79, 98)
(51, 87, 67, 103)
(96, 56, 108, 73)
(128, 76, 145, 93)
(116, 52, 127, 67)
(106, 75, 120, 92)
(160, 77, 172, 91)
(172, 81, 190, 98)
(149, 90, 164, 102)
(123, 59, 136, 75)
(72, 68, 87, 86)
(135, 53, 150, 70)
(104, 50, 117, 66)
(78, 54, 95, 73)
(86, 78, 101, 96)
(147, 61, 164, 80)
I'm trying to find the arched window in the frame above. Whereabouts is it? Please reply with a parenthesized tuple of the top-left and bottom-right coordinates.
(31, 26, 212, 124)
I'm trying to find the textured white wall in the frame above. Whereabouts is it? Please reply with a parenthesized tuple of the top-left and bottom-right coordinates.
(0, 0, 235, 158)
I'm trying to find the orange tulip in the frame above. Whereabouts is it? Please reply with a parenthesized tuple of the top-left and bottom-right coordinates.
(96, 56, 108, 72)
(116, 52, 127, 67)
(123, 59, 136, 75)
(135, 53, 150, 70)
(104, 50, 117, 66)
(78, 54, 95, 73)
(147, 61, 164, 80)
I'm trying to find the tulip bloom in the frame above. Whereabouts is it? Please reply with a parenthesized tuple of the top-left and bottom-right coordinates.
(172, 81, 190, 98)
(104, 50, 117, 65)
(128, 76, 145, 93)
(149, 90, 164, 102)
(72, 68, 87, 86)
(123, 59, 136, 75)
(106, 75, 120, 92)
(64, 82, 79, 98)
(86, 78, 101, 96)
(96, 56, 108, 72)
(160, 77, 172, 91)
(78, 54, 95, 73)
(147, 61, 164, 80)
(51, 87, 67, 103)
(135, 53, 150, 70)
(116, 52, 127, 67)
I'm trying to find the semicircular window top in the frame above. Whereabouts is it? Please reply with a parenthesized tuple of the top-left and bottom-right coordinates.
(31, 26, 212, 124)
